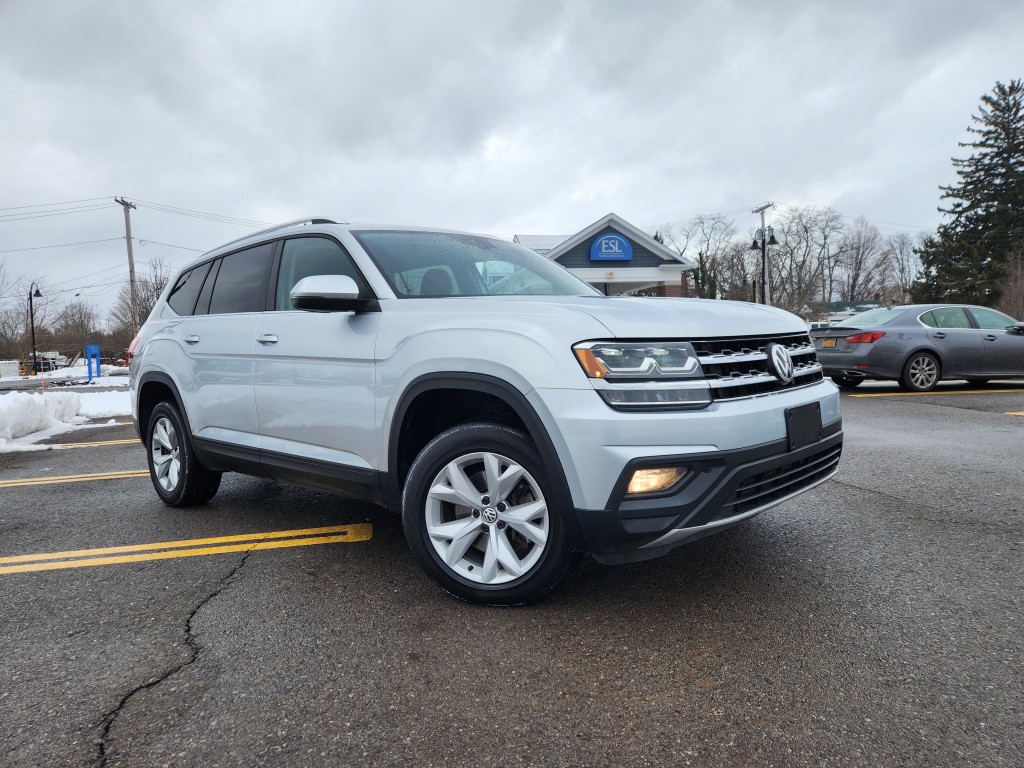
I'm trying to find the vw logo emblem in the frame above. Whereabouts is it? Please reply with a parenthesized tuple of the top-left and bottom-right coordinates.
(767, 343, 795, 383)
(482, 507, 499, 524)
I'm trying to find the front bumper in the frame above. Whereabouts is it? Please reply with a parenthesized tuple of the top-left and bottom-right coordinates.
(572, 422, 842, 563)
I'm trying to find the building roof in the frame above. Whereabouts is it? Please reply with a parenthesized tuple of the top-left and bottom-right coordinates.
(543, 212, 695, 269)
(512, 234, 570, 254)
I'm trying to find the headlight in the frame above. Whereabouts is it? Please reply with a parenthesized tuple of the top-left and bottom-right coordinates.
(573, 341, 711, 410)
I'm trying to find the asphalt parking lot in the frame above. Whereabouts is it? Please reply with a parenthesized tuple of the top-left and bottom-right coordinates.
(1, 381, 1022, 767)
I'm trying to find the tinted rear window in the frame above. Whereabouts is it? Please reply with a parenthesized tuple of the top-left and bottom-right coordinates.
(208, 243, 274, 314)
(833, 309, 904, 327)
(166, 262, 212, 316)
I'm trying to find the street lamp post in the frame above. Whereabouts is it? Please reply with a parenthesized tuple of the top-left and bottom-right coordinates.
(749, 226, 778, 305)
(749, 202, 779, 305)
(28, 282, 42, 373)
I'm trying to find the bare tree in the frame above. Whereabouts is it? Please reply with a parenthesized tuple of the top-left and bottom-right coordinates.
(51, 299, 101, 354)
(717, 240, 759, 301)
(0, 306, 24, 360)
(661, 214, 737, 298)
(835, 217, 888, 302)
(107, 257, 173, 341)
(769, 206, 845, 316)
(996, 246, 1024, 319)
(877, 232, 921, 305)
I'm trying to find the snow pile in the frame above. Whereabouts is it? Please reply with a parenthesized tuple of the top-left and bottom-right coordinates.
(0, 363, 129, 383)
(0, 389, 132, 449)
(0, 391, 82, 441)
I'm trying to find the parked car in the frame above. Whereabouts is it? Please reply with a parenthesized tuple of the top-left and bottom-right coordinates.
(810, 304, 1024, 391)
(130, 217, 843, 604)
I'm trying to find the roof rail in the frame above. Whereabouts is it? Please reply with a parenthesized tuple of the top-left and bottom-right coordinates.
(211, 216, 344, 253)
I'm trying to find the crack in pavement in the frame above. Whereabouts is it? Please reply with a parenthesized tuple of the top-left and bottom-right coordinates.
(90, 550, 253, 767)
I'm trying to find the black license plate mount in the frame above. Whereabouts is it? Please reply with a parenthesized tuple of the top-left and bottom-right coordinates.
(785, 402, 823, 451)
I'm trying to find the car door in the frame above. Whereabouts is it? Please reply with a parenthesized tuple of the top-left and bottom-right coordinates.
(174, 242, 274, 454)
(919, 307, 985, 376)
(967, 306, 1024, 375)
(253, 235, 380, 483)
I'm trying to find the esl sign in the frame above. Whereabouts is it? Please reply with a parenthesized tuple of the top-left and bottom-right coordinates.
(589, 233, 633, 261)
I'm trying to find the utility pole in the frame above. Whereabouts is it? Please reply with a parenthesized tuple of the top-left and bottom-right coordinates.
(114, 197, 140, 331)
(750, 202, 776, 306)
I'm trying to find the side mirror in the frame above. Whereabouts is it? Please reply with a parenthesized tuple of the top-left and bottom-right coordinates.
(290, 275, 379, 312)
(1009, 323, 1024, 335)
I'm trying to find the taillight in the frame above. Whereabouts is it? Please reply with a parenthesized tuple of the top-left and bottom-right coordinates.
(127, 335, 141, 364)
(844, 331, 885, 344)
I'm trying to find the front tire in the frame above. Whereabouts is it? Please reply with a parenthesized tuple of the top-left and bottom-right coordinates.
(146, 401, 222, 506)
(402, 422, 576, 605)
(899, 352, 941, 392)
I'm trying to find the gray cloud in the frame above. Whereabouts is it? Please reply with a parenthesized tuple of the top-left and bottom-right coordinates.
(1, 0, 1021, 312)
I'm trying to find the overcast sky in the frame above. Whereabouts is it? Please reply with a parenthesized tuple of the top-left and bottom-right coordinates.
(1, 0, 1022, 315)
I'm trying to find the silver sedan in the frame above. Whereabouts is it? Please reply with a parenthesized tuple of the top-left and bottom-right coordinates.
(810, 304, 1024, 391)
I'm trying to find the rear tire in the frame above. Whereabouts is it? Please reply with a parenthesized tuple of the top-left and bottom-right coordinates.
(146, 401, 222, 506)
(402, 422, 577, 605)
(899, 352, 941, 392)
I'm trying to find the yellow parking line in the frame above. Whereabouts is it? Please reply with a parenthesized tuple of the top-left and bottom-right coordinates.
(56, 439, 141, 448)
(0, 470, 149, 488)
(0, 524, 373, 575)
(849, 389, 1024, 398)
(1007, 412, 1024, 416)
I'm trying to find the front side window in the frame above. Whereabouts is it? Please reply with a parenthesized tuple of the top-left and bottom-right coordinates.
(353, 230, 598, 298)
(968, 307, 1015, 330)
(274, 237, 362, 311)
(208, 243, 274, 314)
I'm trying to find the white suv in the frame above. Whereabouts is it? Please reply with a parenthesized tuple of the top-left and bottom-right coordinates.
(130, 218, 842, 604)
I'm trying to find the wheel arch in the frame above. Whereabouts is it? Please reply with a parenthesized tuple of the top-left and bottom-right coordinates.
(385, 373, 586, 550)
(903, 346, 944, 372)
(136, 371, 193, 449)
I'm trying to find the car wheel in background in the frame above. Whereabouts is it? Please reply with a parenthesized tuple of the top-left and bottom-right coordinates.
(830, 374, 863, 389)
(899, 352, 941, 392)
(402, 421, 577, 605)
(146, 401, 222, 506)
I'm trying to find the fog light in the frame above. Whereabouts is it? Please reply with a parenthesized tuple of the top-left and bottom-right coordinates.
(627, 467, 686, 494)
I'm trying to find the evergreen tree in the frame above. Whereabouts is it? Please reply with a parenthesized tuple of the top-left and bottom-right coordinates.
(911, 79, 1024, 305)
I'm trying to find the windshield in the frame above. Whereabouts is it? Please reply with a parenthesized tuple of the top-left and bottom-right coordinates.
(833, 308, 904, 327)
(352, 230, 599, 298)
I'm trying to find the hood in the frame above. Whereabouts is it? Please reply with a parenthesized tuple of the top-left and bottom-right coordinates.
(548, 296, 804, 338)
(381, 295, 806, 340)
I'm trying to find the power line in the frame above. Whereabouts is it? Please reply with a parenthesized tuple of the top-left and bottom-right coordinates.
(131, 199, 270, 227)
(0, 197, 111, 212)
(0, 237, 124, 254)
(0, 203, 118, 223)
(134, 238, 204, 252)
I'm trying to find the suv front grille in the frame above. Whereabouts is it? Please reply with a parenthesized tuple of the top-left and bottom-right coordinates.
(692, 332, 823, 400)
(711, 442, 842, 521)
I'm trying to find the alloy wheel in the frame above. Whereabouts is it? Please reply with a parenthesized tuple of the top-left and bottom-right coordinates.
(908, 355, 939, 389)
(150, 416, 181, 493)
(424, 451, 549, 585)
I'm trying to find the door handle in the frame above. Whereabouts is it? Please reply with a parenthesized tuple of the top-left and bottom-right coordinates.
(984, 334, 998, 341)
(932, 332, 946, 339)
(257, 334, 279, 345)
(183, 335, 200, 345)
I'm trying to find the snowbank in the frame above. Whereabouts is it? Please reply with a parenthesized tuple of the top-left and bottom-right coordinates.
(0, 363, 129, 384)
(0, 389, 132, 450)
